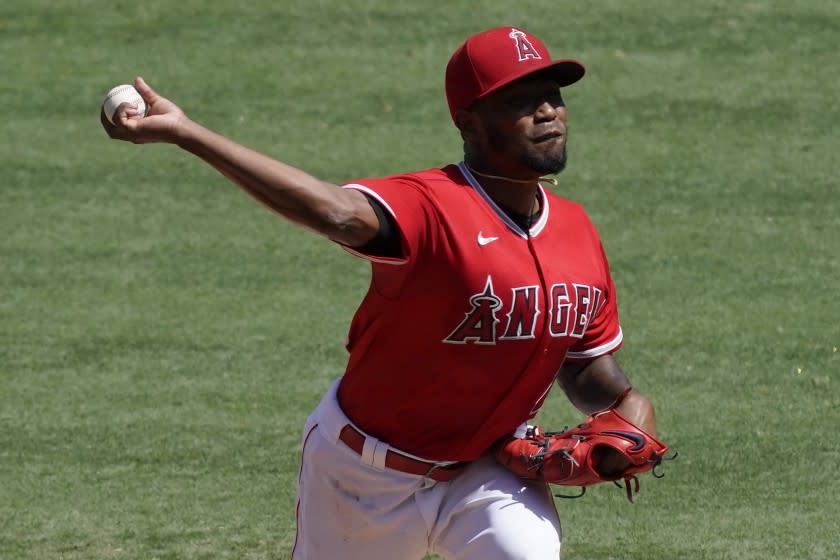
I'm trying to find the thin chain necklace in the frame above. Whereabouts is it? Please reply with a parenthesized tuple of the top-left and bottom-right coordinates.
(466, 164, 545, 231)
(466, 164, 559, 186)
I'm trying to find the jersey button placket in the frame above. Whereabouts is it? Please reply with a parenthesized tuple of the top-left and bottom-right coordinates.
(528, 238, 554, 365)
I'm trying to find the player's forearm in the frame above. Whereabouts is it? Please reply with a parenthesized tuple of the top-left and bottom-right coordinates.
(558, 355, 658, 436)
(173, 118, 376, 245)
(558, 354, 630, 414)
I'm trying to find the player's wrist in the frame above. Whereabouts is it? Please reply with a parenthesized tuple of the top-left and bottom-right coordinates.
(613, 390, 657, 437)
(173, 117, 206, 150)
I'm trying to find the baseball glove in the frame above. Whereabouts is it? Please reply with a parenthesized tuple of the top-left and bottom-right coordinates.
(495, 409, 675, 502)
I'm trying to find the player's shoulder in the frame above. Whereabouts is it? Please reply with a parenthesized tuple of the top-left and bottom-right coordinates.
(384, 164, 464, 188)
(355, 165, 466, 187)
(345, 164, 465, 196)
(544, 190, 595, 224)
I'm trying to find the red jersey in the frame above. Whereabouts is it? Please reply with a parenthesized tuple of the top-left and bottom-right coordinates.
(336, 162, 623, 461)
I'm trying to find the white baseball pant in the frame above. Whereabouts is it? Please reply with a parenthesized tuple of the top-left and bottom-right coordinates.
(291, 379, 562, 560)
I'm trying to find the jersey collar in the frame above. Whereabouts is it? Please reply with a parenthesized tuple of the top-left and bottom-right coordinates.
(457, 161, 549, 239)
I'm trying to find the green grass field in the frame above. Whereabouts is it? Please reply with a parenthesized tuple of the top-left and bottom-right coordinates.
(2, 1, 838, 558)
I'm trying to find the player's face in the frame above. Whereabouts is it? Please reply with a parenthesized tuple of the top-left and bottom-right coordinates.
(475, 75, 568, 176)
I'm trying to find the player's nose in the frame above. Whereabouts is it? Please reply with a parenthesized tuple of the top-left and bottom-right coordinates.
(535, 100, 562, 122)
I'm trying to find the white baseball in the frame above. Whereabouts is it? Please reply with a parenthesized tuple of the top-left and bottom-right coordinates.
(102, 84, 147, 124)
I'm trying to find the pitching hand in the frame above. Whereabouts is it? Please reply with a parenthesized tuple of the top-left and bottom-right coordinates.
(101, 77, 186, 144)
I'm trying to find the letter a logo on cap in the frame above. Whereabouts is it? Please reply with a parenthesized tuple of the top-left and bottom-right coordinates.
(508, 28, 542, 62)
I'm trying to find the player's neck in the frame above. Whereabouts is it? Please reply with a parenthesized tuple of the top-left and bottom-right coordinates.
(466, 164, 551, 217)
(467, 165, 551, 184)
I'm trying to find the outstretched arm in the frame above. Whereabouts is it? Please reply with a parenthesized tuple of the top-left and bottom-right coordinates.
(100, 77, 380, 247)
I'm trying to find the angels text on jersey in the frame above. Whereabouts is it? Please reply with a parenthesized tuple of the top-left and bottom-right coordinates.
(444, 275, 604, 344)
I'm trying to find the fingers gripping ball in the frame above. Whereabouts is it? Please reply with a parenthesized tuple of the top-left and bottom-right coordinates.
(103, 84, 148, 124)
(495, 409, 675, 501)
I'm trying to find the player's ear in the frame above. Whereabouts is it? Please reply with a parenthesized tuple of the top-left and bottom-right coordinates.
(455, 108, 481, 143)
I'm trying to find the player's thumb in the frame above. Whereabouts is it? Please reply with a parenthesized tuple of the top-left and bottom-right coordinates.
(134, 76, 160, 104)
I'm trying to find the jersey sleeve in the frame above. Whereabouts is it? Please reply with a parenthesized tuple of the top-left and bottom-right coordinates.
(565, 240, 624, 361)
(340, 176, 437, 266)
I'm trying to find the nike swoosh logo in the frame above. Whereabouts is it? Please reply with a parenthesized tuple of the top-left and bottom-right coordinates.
(477, 232, 499, 246)
(602, 430, 646, 452)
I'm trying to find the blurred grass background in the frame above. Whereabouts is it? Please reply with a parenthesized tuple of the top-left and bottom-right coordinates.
(1, 1, 838, 558)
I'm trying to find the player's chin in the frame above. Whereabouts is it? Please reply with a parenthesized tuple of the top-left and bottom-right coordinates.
(524, 147, 567, 175)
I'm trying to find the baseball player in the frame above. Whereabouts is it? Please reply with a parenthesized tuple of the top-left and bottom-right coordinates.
(102, 26, 662, 560)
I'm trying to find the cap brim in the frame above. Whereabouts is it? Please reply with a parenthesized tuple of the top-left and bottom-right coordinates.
(476, 59, 585, 103)
(547, 59, 586, 87)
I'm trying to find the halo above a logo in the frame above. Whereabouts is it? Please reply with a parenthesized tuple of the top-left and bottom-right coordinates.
(508, 28, 542, 62)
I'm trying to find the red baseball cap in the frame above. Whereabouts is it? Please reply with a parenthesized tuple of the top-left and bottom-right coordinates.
(445, 27, 585, 122)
